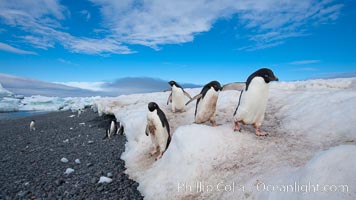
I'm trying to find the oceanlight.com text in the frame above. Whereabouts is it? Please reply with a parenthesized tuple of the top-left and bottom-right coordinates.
(256, 181, 349, 193)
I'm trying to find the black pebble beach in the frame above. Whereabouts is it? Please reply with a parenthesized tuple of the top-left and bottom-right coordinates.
(0, 109, 143, 200)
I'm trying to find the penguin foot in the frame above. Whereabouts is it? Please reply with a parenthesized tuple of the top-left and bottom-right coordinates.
(233, 122, 241, 132)
(155, 153, 163, 161)
(210, 120, 218, 126)
(255, 129, 268, 136)
(150, 147, 159, 156)
(233, 127, 241, 132)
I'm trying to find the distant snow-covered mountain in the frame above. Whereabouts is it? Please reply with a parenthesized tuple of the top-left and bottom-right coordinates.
(0, 73, 99, 97)
(0, 73, 201, 97)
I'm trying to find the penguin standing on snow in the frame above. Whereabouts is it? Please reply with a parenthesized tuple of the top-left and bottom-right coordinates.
(233, 68, 278, 136)
(145, 102, 171, 160)
(186, 81, 222, 126)
(30, 120, 36, 131)
(165, 80, 192, 112)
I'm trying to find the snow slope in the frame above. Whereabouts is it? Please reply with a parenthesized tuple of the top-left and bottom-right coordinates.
(95, 78, 356, 200)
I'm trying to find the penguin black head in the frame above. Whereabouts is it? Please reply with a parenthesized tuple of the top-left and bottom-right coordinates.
(207, 81, 222, 92)
(245, 68, 278, 91)
(148, 102, 159, 112)
(254, 68, 279, 83)
(168, 80, 183, 89)
(31, 120, 36, 122)
(168, 80, 176, 87)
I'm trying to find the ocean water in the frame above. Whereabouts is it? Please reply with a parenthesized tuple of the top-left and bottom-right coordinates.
(0, 111, 50, 120)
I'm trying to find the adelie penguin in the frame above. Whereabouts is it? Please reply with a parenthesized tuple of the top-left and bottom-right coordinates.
(165, 80, 192, 112)
(29, 120, 36, 131)
(186, 81, 222, 126)
(105, 121, 116, 139)
(233, 68, 279, 136)
(145, 102, 171, 160)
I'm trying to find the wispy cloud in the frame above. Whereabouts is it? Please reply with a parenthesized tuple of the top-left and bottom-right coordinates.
(0, 0, 344, 54)
(289, 60, 321, 65)
(80, 10, 91, 21)
(57, 58, 78, 66)
(0, 42, 37, 55)
(0, 0, 133, 55)
(292, 67, 318, 72)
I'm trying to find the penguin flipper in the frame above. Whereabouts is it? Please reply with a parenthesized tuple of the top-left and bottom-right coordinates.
(185, 94, 202, 106)
(221, 82, 245, 91)
(183, 90, 192, 99)
(163, 88, 172, 92)
(118, 125, 124, 135)
(145, 125, 149, 136)
(167, 93, 172, 105)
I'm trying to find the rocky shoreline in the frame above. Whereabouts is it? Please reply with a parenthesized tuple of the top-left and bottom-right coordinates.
(0, 109, 143, 200)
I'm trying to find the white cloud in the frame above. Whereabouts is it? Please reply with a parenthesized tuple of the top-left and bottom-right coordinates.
(293, 67, 319, 72)
(55, 82, 106, 91)
(0, 0, 344, 54)
(0, 0, 132, 55)
(57, 58, 78, 66)
(0, 42, 37, 55)
(80, 10, 91, 21)
(289, 60, 321, 65)
(90, 0, 343, 50)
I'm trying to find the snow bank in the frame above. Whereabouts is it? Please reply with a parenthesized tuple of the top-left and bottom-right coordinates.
(95, 78, 356, 200)
(256, 145, 356, 200)
(270, 78, 356, 143)
(0, 92, 100, 112)
(19, 95, 100, 111)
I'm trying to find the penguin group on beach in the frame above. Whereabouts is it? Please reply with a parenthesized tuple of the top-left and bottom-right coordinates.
(145, 68, 278, 160)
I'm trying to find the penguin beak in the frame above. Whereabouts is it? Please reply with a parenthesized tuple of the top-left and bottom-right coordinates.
(272, 77, 279, 81)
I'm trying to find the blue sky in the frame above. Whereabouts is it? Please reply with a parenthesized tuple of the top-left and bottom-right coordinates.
(0, 0, 355, 86)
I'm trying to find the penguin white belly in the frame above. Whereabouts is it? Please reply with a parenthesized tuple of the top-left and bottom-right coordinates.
(110, 121, 116, 134)
(234, 77, 269, 126)
(196, 89, 218, 123)
(147, 111, 169, 151)
(172, 86, 185, 111)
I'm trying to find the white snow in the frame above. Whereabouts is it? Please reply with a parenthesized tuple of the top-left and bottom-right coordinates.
(255, 145, 356, 200)
(0, 91, 100, 113)
(1, 82, 100, 112)
(60, 157, 69, 163)
(95, 77, 356, 200)
(98, 176, 113, 183)
(75, 159, 81, 164)
(19, 95, 100, 111)
(64, 168, 75, 175)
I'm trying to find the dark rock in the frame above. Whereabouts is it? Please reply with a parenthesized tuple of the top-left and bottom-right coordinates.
(0, 109, 143, 200)
(91, 177, 97, 184)
(97, 185, 104, 192)
(55, 179, 65, 186)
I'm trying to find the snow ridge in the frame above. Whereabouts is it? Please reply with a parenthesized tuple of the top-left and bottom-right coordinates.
(95, 78, 356, 200)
